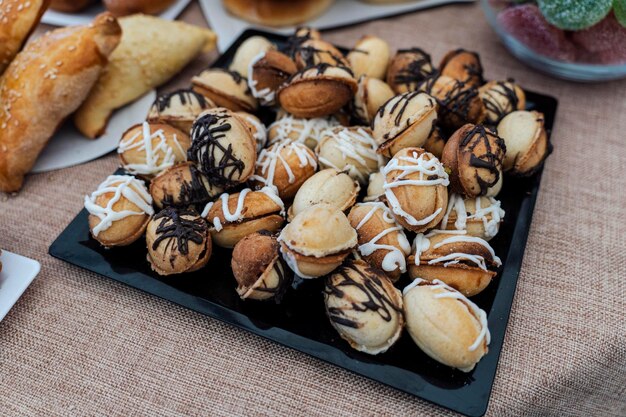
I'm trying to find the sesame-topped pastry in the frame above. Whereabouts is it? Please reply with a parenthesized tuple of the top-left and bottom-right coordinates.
(146, 207, 211, 276)
(267, 115, 339, 150)
(386, 48, 436, 94)
(229, 35, 276, 77)
(203, 187, 285, 248)
(251, 140, 317, 200)
(363, 171, 384, 202)
(248, 50, 298, 106)
(85, 175, 154, 248)
(351, 76, 395, 124)
(316, 126, 384, 184)
(191, 68, 258, 113)
(150, 162, 223, 209)
(408, 230, 501, 296)
(288, 169, 359, 221)
(188, 108, 257, 188)
(231, 231, 291, 301)
(235, 112, 267, 153)
(277, 64, 358, 119)
(347, 36, 391, 80)
(441, 124, 506, 198)
(324, 259, 404, 355)
(147, 89, 214, 134)
(497, 110, 551, 177)
(372, 91, 438, 158)
(403, 278, 490, 372)
(420, 75, 486, 131)
(278, 204, 357, 279)
(118, 122, 190, 179)
(291, 39, 349, 70)
(440, 194, 505, 241)
(382, 148, 449, 232)
(348, 202, 411, 282)
(478, 80, 526, 126)
(439, 49, 484, 87)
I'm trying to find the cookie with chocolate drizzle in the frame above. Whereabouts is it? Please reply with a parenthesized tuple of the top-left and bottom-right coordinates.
(147, 89, 214, 134)
(439, 48, 484, 87)
(146, 207, 211, 276)
(324, 259, 404, 355)
(150, 162, 223, 209)
(386, 48, 437, 94)
(191, 68, 258, 113)
(478, 80, 526, 125)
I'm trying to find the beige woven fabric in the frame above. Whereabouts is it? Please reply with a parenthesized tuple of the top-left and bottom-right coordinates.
(1, 2, 625, 416)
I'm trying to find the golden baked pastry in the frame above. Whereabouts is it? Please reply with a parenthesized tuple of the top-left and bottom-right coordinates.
(440, 194, 505, 241)
(147, 89, 214, 135)
(372, 91, 438, 158)
(192, 68, 258, 113)
(278, 204, 357, 279)
(291, 39, 348, 70)
(363, 171, 384, 202)
(0, 0, 49, 74)
(252, 141, 317, 200)
(204, 187, 285, 248)
(288, 169, 359, 220)
(497, 110, 551, 176)
(85, 175, 154, 247)
(403, 278, 490, 372)
(188, 108, 257, 188)
(347, 36, 390, 80)
(348, 202, 411, 282)
(146, 207, 211, 276)
(324, 259, 404, 354)
(478, 80, 526, 125)
(267, 114, 340, 150)
(386, 48, 436, 94)
(235, 112, 267, 153)
(231, 231, 291, 301)
(351, 76, 395, 124)
(316, 126, 383, 184)
(150, 162, 223, 209)
(423, 125, 446, 159)
(441, 124, 506, 197)
(439, 49, 484, 87)
(382, 148, 449, 232)
(222, 0, 334, 27)
(229, 35, 276, 77)
(75, 15, 216, 138)
(103, 0, 176, 16)
(118, 122, 190, 179)
(408, 230, 501, 296)
(50, 0, 94, 12)
(0, 13, 122, 193)
(277, 64, 357, 119)
(248, 50, 297, 106)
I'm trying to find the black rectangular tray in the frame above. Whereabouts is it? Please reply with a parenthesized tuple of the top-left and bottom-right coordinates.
(49, 29, 558, 417)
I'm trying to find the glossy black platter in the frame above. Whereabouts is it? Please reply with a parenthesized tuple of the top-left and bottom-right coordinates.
(49, 29, 558, 417)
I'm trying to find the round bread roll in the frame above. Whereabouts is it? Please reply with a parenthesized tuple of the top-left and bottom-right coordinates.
(222, 0, 335, 27)
(103, 0, 176, 16)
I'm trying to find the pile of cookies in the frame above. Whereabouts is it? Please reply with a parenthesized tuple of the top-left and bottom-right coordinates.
(84, 28, 551, 373)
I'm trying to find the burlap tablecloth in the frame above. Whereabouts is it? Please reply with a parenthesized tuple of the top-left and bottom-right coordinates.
(1, 2, 625, 416)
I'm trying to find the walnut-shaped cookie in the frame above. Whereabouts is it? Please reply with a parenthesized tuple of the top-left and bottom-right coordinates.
(147, 89, 214, 134)
(478, 80, 526, 125)
(440, 194, 505, 241)
(386, 48, 436, 94)
(235, 111, 267, 153)
(191, 68, 258, 113)
(497, 110, 551, 176)
(347, 35, 390, 80)
(439, 49, 484, 86)
(351, 76, 395, 124)
(422, 124, 446, 159)
(146, 207, 211, 276)
(248, 50, 297, 106)
(150, 162, 223, 209)
(441, 124, 506, 198)
(229, 35, 276, 77)
(291, 38, 349, 70)
(267, 114, 340, 150)
(363, 171, 385, 202)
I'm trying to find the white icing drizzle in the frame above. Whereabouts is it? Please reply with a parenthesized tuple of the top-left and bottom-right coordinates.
(411, 230, 501, 269)
(319, 127, 385, 183)
(118, 122, 184, 176)
(241, 113, 267, 152)
(254, 141, 317, 188)
(247, 51, 275, 105)
(259, 185, 285, 216)
(278, 239, 316, 279)
(354, 202, 411, 273)
(382, 150, 449, 226)
(441, 194, 505, 239)
(403, 278, 490, 352)
(268, 115, 339, 148)
(206, 187, 284, 230)
(200, 201, 214, 218)
(84, 175, 154, 237)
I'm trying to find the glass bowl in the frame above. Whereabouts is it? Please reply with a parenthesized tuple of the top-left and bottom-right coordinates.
(481, 0, 626, 82)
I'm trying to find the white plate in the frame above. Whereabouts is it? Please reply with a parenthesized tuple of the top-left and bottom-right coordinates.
(42, 0, 192, 26)
(0, 251, 40, 322)
(200, 0, 475, 51)
(32, 90, 156, 174)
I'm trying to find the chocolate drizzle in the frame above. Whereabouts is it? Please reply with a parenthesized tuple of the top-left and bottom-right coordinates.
(324, 261, 402, 329)
(152, 207, 207, 256)
(442, 49, 484, 85)
(154, 89, 209, 113)
(481, 80, 520, 124)
(374, 91, 435, 141)
(393, 48, 436, 91)
(188, 112, 246, 188)
(423, 76, 480, 127)
(460, 125, 506, 194)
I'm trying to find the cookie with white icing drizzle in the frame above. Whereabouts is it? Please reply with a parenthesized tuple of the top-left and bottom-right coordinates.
(248, 50, 297, 106)
(267, 114, 339, 150)
(85, 175, 154, 247)
(439, 194, 505, 241)
(407, 229, 501, 297)
(403, 278, 490, 372)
